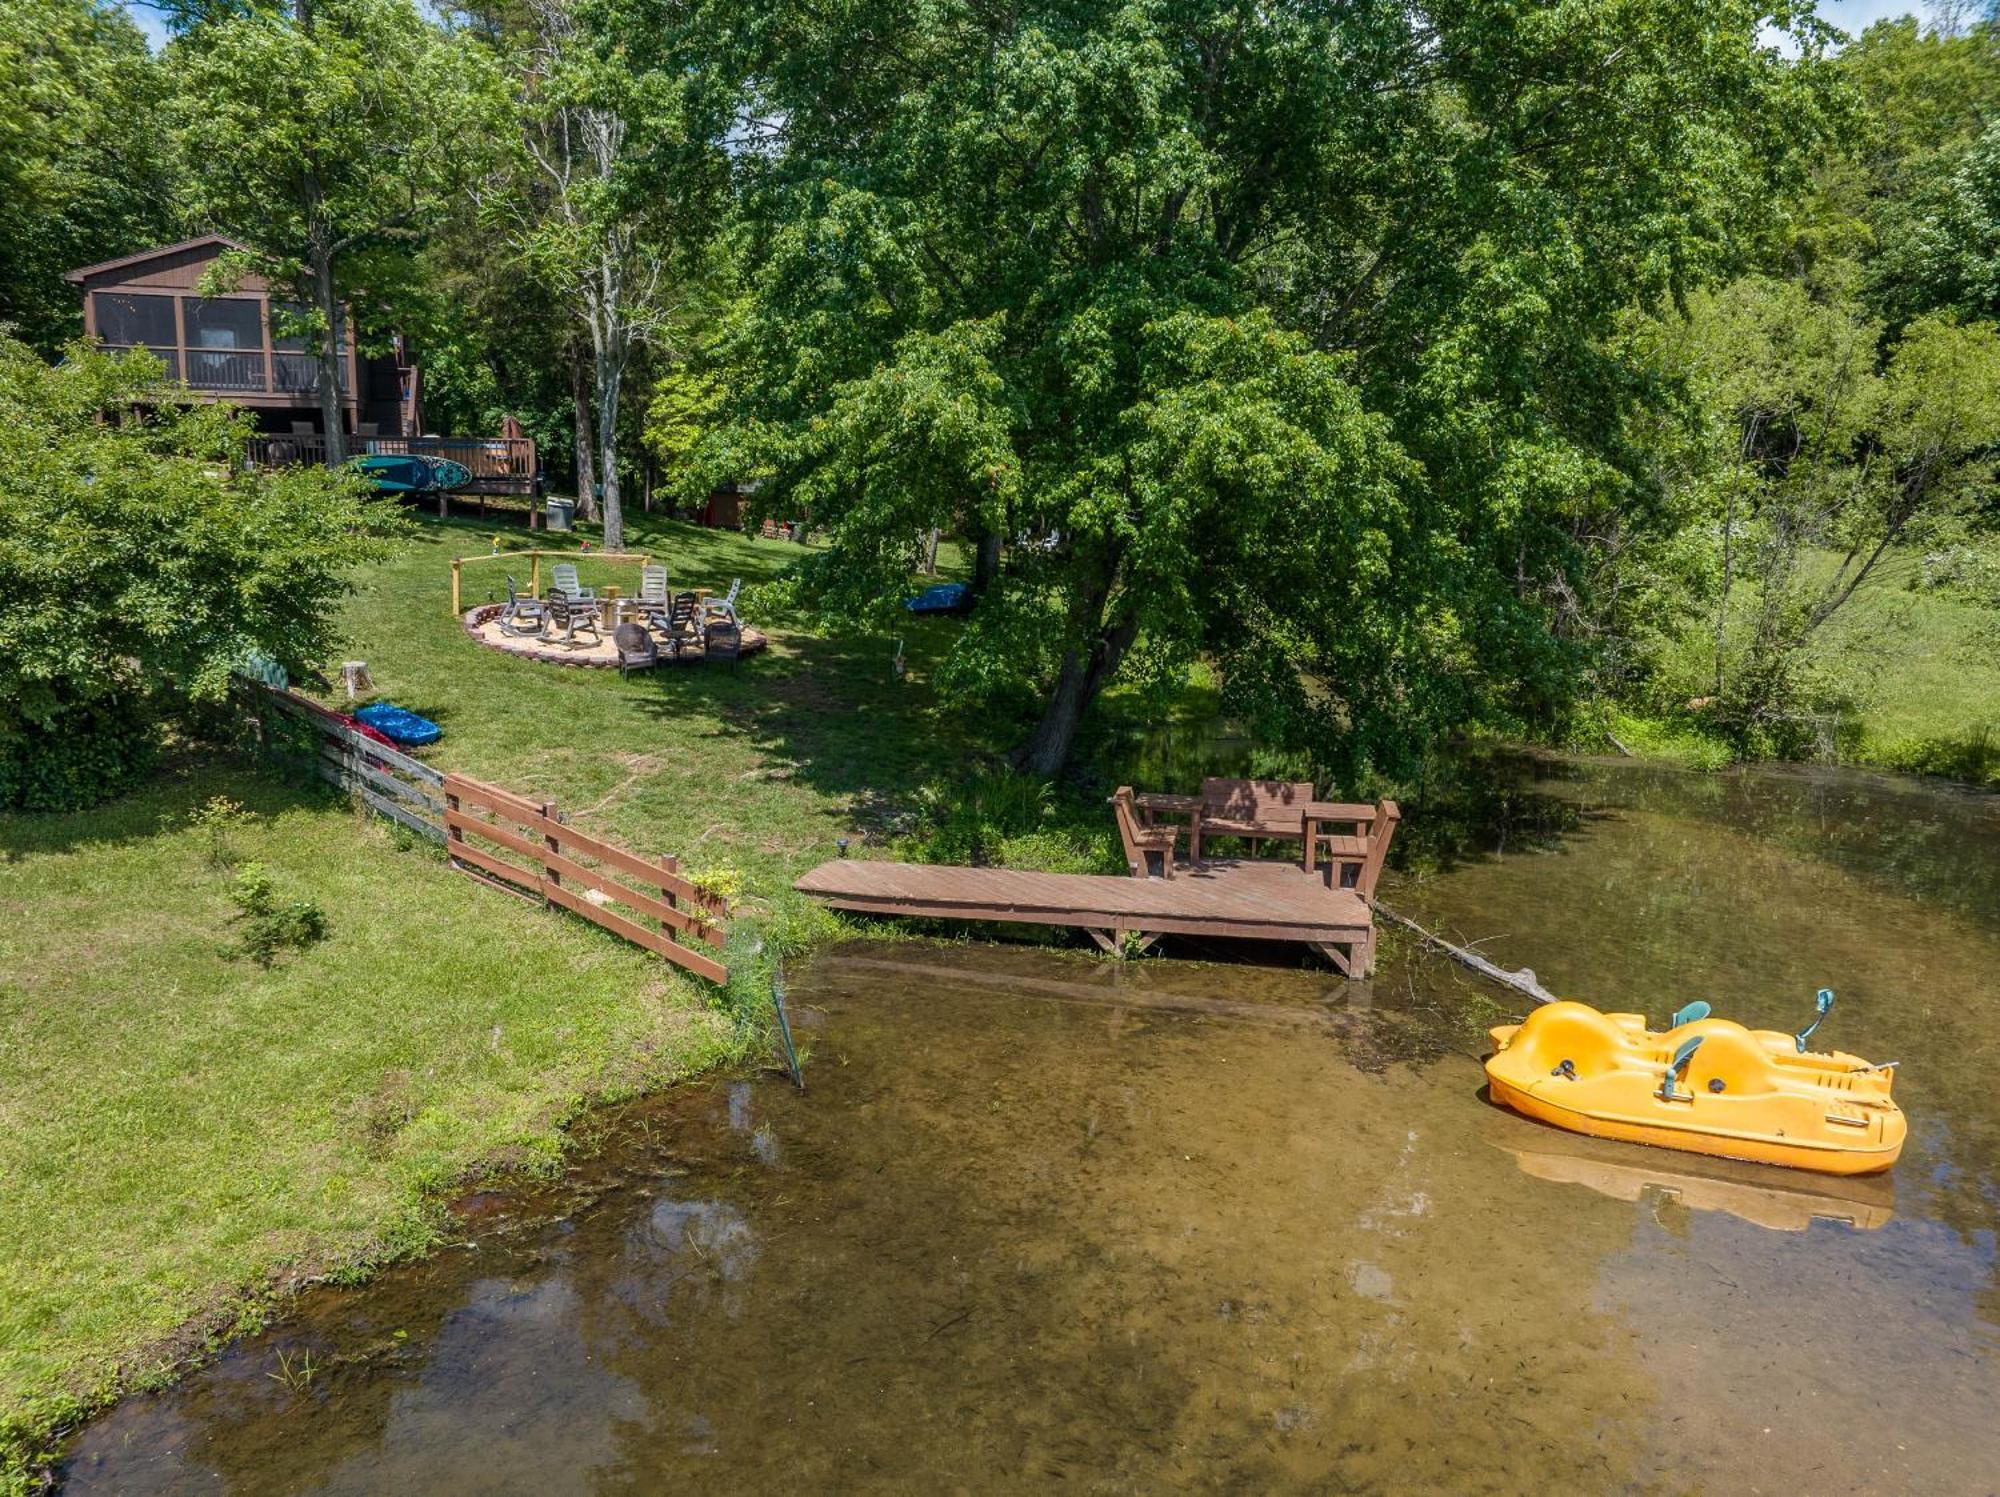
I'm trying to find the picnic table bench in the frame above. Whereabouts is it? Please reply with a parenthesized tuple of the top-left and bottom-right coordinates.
(1119, 777, 1400, 900)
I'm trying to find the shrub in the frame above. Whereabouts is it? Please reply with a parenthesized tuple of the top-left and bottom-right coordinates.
(0, 337, 405, 812)
(226, 862, 329, 967)
(0, 701, 158, 812)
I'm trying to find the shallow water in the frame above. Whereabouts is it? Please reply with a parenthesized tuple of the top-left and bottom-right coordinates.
(59, 759, 2000, 1493)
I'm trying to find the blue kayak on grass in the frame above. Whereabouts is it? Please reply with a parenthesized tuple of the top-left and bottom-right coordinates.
(905, 582, 973, 614)
(352, 703, 442, 746)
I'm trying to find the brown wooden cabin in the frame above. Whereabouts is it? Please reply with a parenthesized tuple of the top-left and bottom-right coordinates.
(65, 234, 419, 439)
(66, 236, 537, 503)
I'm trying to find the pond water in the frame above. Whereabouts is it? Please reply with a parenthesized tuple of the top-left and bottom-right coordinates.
(58, 758, 2000, 1493)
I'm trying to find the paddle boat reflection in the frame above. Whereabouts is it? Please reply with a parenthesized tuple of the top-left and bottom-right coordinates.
(1486, 1120, 1895, 1231)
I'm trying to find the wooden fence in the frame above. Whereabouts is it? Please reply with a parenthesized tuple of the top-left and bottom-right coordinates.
(443, 775, 730, 985)
(449, 548, 652, 617)
(259, 687, 446, 843)
(250, 686, 728, 983)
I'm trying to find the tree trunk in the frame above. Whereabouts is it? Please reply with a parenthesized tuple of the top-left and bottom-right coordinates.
(973, 529, 1001, 593)
(595, 337, 625, 552)
(1011, 611, 1138, 778)
(570, 352, 598, 520)
(309, 244, 346, 467)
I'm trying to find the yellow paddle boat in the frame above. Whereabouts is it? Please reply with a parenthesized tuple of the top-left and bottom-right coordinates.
(1485, 990, 1905, 1176)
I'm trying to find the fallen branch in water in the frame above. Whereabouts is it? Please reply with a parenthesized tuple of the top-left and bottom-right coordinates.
(1370, 901, 1561, 1006)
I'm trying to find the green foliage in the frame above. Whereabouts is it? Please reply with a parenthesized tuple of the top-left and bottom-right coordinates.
(704, 0, 1843, 778)
(0, 0, 177, 352)
(1606, 265, 2000, 742)
(168, 0, 506, 455)
(225, 861, 330, 966)
(903, 769, 1120, 874)
(0, 338, 405, 809)
(187, 794, 251, 868)
(0, 698, 157, 813)
(1896, 119, 2000, 324)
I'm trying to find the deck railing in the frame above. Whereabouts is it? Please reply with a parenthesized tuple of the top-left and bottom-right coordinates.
(244, 433, 539, 496)
(104, 343, 353, 396)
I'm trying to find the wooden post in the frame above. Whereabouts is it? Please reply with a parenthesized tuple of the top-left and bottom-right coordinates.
(530, 552, 541, 597)
(451, 558, 461, 617)
(660, 854, 679, 949)
(541, 802, 561, 906)
(445, 784, 464, 871)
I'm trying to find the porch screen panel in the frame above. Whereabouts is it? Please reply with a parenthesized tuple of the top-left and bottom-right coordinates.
(182, 297, 266, 390)
(92, 293, 178, 378)
(270, 301, 350, 393)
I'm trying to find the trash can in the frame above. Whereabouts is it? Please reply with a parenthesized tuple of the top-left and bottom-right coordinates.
(546, 496, 575, 532)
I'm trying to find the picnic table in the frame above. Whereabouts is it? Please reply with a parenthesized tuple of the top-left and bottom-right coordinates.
(1126, 781, 1399, 898)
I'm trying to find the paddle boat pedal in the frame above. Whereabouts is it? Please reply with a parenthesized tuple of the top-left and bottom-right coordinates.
(1485, 989, 1904, 1176)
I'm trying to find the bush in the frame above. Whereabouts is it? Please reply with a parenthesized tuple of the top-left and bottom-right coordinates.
(225, 862, 330, 967)
(0, 337, 404, 813)
(902, 767, 1118, 872)
(0, 702, 158, 812)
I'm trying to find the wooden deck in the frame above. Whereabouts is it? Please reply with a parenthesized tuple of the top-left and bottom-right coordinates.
(794, 857, 1379, 975)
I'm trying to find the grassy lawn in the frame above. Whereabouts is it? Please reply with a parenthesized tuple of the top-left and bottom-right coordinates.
(0, 759, 742, 1475)
(345, 514, 1002, 895)
(0, 511, 1041, 1476)
(1815, 562, 2000, 787)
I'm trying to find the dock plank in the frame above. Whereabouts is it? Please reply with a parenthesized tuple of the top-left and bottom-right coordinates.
(795, 857, 1373, 945)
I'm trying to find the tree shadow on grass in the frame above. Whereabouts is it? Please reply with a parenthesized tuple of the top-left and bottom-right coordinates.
(0, 752, 339, 861)
(620, 620, 997, 843)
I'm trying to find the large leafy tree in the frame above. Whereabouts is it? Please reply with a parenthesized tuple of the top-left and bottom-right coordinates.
(168, 0, 504, 464)
(0, 0, 178, 352)
(510, 0, 727, 548)
(700, 0, 1838, 777)
(0, 337, 402, 809)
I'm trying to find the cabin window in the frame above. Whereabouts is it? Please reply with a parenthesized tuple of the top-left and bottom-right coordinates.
(181, 297, 266, 390)
(181, 297, 262, 350)
(92, 292, 179, 378)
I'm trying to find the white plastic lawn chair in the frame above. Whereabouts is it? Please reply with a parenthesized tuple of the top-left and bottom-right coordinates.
(639, 564, 671, 605)
(702, 577, 742, 627)
(550, 562, 595, 604)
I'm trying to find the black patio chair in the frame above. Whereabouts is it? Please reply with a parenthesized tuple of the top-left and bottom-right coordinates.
(703, 614, 742, 670)
(647, 592, 703, 662)
(545, 591, 601, 646)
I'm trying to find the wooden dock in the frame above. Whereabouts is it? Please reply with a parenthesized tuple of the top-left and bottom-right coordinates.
(794, 857, 1379, 975)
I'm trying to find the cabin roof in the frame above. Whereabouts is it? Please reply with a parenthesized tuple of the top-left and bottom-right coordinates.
(64, 235, 254, 285)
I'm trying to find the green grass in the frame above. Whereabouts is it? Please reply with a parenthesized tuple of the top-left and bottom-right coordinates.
(1815, 563, 2000, 787)
(0, 512, 1034, 1478)
(0, 760, 744, 1478)
(354, 514, 1019, 883)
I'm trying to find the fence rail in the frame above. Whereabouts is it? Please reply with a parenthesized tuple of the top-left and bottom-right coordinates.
(258, 687, 446, 843)
(444, 774, 730, 984)
(248, 685, 726, 982)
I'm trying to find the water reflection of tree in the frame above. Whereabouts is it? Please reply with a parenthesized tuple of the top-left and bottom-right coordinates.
(1390, 749, 1590, 875)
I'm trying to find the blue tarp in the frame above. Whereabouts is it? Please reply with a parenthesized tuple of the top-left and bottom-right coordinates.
(905, 582, 972, 614)
(353, 703, 442, 746)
